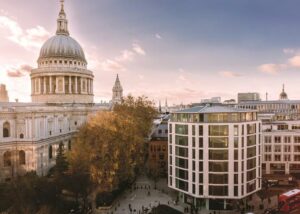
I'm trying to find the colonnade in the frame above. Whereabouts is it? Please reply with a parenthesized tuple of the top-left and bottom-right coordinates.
(31, 75, 93, 95)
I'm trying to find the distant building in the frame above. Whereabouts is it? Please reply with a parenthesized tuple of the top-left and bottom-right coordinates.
(279, 84, 288, 100)
(238, 86, 300, 175)
(112, 74, 123, 104)
(0, 84, 9, 102)
(238, 92, 260, 103)
(168, 105, 261, 210)
(148, 114, 169, 177)
(223, 99, 236, 104)
(201, 97, 221, 104)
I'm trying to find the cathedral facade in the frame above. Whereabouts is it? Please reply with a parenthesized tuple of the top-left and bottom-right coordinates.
(0, 1, 120, 181)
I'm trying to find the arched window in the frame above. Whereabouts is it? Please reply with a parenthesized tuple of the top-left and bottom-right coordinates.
(49, 145, 53, 159)
(3, 151, 11, 167)
(20, 133, 24, 139)
(19, 150, 25, 165)
(3, 122, 10, 138)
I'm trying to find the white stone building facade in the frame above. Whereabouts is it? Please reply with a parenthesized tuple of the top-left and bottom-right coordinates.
(0, 1, 110, 182)
(168, 105, 262, 210)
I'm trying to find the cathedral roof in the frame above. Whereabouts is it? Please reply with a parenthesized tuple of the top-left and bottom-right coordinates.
(39, 35, 86, 62)
(38, 0, 86, 63)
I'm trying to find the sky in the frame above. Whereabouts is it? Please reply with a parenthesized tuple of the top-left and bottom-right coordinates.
(1, 0, 300, 105)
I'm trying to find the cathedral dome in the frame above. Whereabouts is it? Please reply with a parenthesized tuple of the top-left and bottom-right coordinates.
(38, 35, 86, 63)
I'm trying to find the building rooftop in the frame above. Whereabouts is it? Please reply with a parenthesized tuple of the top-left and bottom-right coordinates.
(174, 105, 255, 114)
(239, 100, 300, 104)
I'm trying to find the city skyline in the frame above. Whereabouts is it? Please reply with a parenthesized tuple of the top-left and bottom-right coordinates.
(1, 0, 300, 104)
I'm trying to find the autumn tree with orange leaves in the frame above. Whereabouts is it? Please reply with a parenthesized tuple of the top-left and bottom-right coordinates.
(68, 96, 157, 199)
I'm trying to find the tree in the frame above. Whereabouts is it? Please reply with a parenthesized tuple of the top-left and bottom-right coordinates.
(68, 96, 157, 208)
(55, 143, 69, 176)
(114, 95, 157, 138)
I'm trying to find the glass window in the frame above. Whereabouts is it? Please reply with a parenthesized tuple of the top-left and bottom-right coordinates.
(199, 138, 203, 148)
(209, 162, 228, 172)
(199, 125, 203, 136)
(192, 125, 195, 135)
(199, 173, 203, 183)
(176, 179, 188, 191)
(247, 158, 256, 169)
(274, 155, 281, 161)
(294, 136, 300, 143)
(234, 162, 238, 172)
(284, 136, 291, 143)
(175, 157, 188, 168)
(247, 147, 256, 158)
(199, 150, 203, 159)
(199, 185, 203, 195)
(175, 135, 188, 146)
(199, 161, 203, 171)
(209, 137, 228, 148)
(247, 169, 256, 181)
(209, 150, 228, 160)
(209, 125, 229, 136)
(175, 124, 188, 135)
(175, 168, 189, 180)
(234, 137, 239, 148)
(274, 145, 281, 152)
(274, 136, 281, 143)
(234, 186, 238, 196)
(175, 147, 188, 157)
(234, 150, 238, 160)
(247, 135, 256, 146)
(247, 124, 256, 134)
(264, 136, 272, 143)
(234, 174, 238, 184)
(209, 186, 228, 196)
(234, 125, 239, 136)
(209, 174, 228, 184)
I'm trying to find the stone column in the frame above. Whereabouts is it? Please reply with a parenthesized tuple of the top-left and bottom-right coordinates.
(43, 77, 46, 94)
(62, 76, 65, 93)
(38, 78, 41, 94)
(69, 76, 72, 94)
(55, 77, 58, 93)
(31, 79, 34, 95)
(87, 79, 90, 94)
(49, 76, 52, 94)
(75, 76, 78, 94)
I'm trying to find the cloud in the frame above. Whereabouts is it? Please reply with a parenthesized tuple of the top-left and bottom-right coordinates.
(116, 50, 135, 62)
(288, 55, 300, 67)
(0, 15, 50, 50)
(132, 43, 146, 55)
(6, 64, 33, 77)
(283, 48, 295, 55)
(100, 60, 126, 72)
(219, 70, 242, 77)
(155, 33, 162, 39)
(100, 43, 146, 72)
(258, 64, 287, 74)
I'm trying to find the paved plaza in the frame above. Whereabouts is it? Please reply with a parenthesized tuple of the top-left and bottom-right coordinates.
(95, 175, 281, 214)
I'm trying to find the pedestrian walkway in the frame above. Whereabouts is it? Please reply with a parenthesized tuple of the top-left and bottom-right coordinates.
(95, 175, 280, 214)
(95, 175, 184, 214)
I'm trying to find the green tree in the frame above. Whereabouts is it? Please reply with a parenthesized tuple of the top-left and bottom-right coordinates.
(55, 143, 69, 176)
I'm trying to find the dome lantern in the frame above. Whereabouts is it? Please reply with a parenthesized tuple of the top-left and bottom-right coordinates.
(56, 0, 69, 36)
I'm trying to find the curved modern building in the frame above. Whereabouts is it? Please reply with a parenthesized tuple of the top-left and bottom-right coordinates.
(168, 105, 262, 210)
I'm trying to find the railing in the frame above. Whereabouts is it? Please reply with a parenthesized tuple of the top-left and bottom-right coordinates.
(31, 67, 93, 75)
